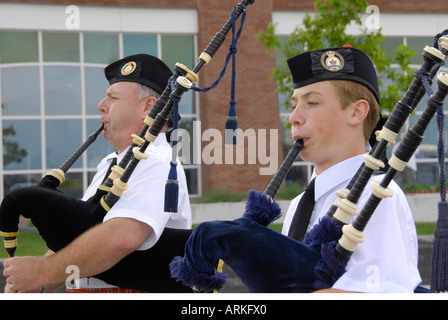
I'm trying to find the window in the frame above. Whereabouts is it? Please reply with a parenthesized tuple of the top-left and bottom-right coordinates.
(0, 30, 200, 198)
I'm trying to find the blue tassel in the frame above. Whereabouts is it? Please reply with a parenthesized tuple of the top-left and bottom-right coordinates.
(243, 190, 282, 226)
(170, 256, 228, 293)
(164, 79, 180, 214)
(191, 6, 246, 146)
(313, 240, 347, 290)
(303, 216, 346, 290)
(164, 162, 179, 213)
(304, 216, 343, 247)
(225, 113, 238, 145)
(431, 75, 448, 292)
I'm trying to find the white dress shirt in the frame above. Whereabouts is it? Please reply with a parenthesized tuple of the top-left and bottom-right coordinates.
(282, 155, 422, 293)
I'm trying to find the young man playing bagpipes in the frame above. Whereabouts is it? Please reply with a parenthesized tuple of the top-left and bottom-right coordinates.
(3, 54, 192, 293)
(170, 45, 424, 293)
(281, 46, 421, 292)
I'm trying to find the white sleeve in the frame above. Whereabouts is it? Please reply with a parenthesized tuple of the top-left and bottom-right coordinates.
(103, 149, 171, 251)
(332, 181, 421, 292)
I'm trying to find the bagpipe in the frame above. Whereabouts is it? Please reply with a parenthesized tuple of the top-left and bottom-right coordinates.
(169, 35, 448, 293)
(0, 0, 255, 292)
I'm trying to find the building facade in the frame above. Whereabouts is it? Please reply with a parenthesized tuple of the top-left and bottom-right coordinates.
(0, 0, 447, 201)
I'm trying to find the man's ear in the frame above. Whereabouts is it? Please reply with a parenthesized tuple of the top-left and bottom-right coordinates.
(144, 95, 157, 113)
(348, 99, 370, 127)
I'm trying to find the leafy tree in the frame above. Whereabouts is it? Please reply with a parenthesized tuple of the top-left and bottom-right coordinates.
(1, 104, 28, 166)
(257, 0, 416, 114)
(3, 125, 28, 167)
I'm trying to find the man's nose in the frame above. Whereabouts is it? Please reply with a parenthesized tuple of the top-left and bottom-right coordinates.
(289, 105, 302, 126)
(97, 97, 109, 113)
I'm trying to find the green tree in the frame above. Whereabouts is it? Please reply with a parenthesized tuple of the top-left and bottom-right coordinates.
(1, 103, 28, 167)
(3, 125, 28, 167)
(257, 0, 416, 114)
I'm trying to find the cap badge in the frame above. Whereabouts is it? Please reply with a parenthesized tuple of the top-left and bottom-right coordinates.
(121, 61, 137, 76)
(320, 51, 344, 72)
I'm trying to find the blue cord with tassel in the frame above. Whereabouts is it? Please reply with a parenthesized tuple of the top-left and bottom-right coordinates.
(164, 79, 181, 213)
(416, 30, 448, 291)
(432, 95, 448, 292)
(192, 4, 247, 144)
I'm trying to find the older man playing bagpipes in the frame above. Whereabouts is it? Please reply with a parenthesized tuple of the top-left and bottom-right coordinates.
(2, 54, 193, 293)
(1, 0, 255, 293)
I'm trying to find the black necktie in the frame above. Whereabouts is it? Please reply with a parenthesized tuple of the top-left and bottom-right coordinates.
(101, 157, 117, 184)
(86, 157, 117, 205)
(288, 178, 316, 242)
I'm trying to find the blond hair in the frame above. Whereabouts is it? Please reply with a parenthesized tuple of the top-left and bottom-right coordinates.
(330, 80, 380, 141)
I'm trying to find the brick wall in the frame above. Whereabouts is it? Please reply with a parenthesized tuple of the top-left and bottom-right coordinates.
(196, 0, 281, 194)
(0, 0, 196, 8)
(8, 0, 445, 12)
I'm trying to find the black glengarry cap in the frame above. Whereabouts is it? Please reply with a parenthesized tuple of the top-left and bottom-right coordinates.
(105, 54, 172, 94)
(287, 46, 380, 104)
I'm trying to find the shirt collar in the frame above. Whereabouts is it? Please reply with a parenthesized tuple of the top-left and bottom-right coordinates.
(312, 154, 365, 202)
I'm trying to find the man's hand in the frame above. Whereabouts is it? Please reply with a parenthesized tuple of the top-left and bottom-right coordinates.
(2, 218, 152, 293)
(3, 256, 46, 293)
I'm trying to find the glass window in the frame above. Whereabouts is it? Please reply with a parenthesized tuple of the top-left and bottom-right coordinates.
(161, 35, 194, 70)
(3, 120, 41, 170)
(184, 167, 199, 195)
(409, 113, 447, 159)
(85, 67, 109, 115)
(413, 74, 438, 113)
(4, 173, 42, 196)
(0, 30, 200, 197)
(59, 172, 83, 198)
(123, 34, 158, 57)
(1, 66, 40, 116)
(0, 31, 38, 63)
(278, 78, 293, 114)
(43, 32, 80, 62)
(46, 119, 82, 169)
(407, 37, 434, 64)
(87, 171, 97, 186)
(162, 35, 195, 114)
(178, 89, 195, 114)
(417, 162, 445, 186)
(285, 165, 310, 191)
(44, 66, 82, 115)
(276, 36, 297, 114)
(382, 37, 403, 62)
(275, 37, 288, 66)
(280, 114, 294, 157)
(176, 118, 195, 165)
(84, 33, 119, 64)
